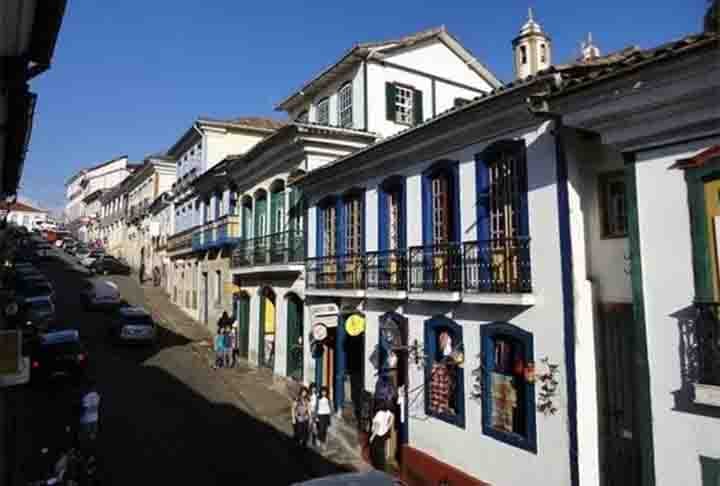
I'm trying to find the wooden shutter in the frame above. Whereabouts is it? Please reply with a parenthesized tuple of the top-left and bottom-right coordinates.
(413, 88, 423, 125)
(386, 83, 397, 121)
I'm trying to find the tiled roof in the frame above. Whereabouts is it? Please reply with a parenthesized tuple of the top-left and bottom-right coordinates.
(670, 145, 720, 170)
(1, 201, 46, 213)
(229, 117, 287, 130)
(275, 26, 500, 110)
(294, 31, 718, 186)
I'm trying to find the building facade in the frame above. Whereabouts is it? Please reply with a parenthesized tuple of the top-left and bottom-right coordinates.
(217, 26, 499, 387)
(3, 201, 47, 231)
(294, 14, 720, 486)
(166, 117, 283, 320)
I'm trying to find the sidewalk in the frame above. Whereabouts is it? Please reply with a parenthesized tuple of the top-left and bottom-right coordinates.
(137, 284, 371, 473)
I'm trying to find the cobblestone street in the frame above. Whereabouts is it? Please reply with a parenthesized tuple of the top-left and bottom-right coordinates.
(10, 250, 352, 485)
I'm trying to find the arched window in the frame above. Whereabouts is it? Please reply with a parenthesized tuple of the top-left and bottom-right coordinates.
(424, 315, 465, 428)
(481, 322, 536, 452)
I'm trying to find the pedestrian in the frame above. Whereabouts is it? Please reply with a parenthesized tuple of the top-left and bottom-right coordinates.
(230, 322, 239, 368)
(138, 261, 145, 285)
(213, 329, 225, 369)
(291, 387, 311, 448)
(308, 383, 318, 447)
(222, 328, 232, 368)
(316, 386, 333, 451)
(369, 401, 394, 472)
(77, 377, 101, 453)
(217, 311, 231, 333)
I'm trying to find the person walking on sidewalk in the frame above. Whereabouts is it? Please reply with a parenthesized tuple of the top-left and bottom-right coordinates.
(291, 387, 311, 448)
(217, 311, 231, 332)
(230, 322, 239, 368)
(316, 386, 333, 452)
(308, 383, 318, 447)
(139, 261, 145, 285)
(369, 401, 394, 472)
(213, 329, 225, 369)
(222, 328, 232, 368)
(76, 377, 101, 452)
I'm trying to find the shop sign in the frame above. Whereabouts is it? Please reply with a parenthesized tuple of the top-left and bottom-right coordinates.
(345, 314, 366, 337)
(312, 323, 328, 342)
(310, 303, 339, 329)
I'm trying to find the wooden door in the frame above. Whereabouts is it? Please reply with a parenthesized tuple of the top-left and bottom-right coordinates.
(234, 293, 250, 359)
(286, 295, 303, 381)
(598, 304, 641, 486)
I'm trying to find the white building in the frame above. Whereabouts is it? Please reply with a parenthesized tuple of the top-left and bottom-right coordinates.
(295, 12, 720, 486)
(215, 26, 500, 385)
(65, 155, 137, 240)
(3, 201, 47, 231)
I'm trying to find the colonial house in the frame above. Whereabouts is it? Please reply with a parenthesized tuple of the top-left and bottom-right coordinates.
(98, 173, 135, 258)
(3, 201, 47, 231)
(123, 156, 176, 274)
(148, 191, 174, 289)
(218, 26, 500, 385)
(65, 155, 137, 240)
(165, 117, 282, 320)
(293, 11, 720, 486)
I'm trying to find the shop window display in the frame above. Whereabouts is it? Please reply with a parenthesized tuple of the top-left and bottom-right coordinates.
(424, 316, 465, 428)
(481, 322, 536, 453)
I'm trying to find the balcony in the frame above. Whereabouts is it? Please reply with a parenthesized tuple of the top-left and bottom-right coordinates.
(306, 253, 367, 297)
(693, 302, 720, 407)
(408, 242, 463, 299)
(216, 215, 240, 246)
(167, 226, 197, 254)
(306, 237, 534, 304)
(231, 230, 305, 271)
(366, 248, 407, 298)
(191, 230, 202, 251)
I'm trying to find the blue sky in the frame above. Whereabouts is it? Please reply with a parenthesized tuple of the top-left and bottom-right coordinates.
(21, 1, 708, 213)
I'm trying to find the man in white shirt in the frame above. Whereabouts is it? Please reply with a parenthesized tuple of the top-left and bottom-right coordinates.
(78, 378, 100, 446)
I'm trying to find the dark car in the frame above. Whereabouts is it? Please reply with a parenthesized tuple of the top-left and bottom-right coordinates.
(16, 280, 55, 302)
(30, 330, 88, 382)
(90, 255, 131, 276)
(18, 296, 56, 333)
(108, 306, 157, 343)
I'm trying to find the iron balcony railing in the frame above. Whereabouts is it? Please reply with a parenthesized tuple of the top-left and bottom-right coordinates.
(366, 248, 407, 291)
(464, 237, 532, 293)
(408, 242, 463, 292)
(168, 226, 197, 253)
(696, 302, 720, 386)
(191, 230, 202, 251)
(202, 227, 214, 249)
(306, 253, 366, 290)
(230, 230, 305, 268)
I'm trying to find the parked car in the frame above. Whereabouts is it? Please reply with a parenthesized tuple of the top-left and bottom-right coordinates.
(18, 296, 56, 333)
(35, 242, 54, 259)
(30, 329, 88, 383)
(16, 274, 53, 295)
(81, 250, 105, 268)
(90, 255, 131, 276)
(80, 279, 121, 309)
(16, 280, 55, 302)
(108, 306, 157, 343)
(75, 247, 92, 261)
(291, 472, 396, 486)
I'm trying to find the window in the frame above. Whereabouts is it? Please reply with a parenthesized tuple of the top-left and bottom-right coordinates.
(424, 316, 465, 428)
(395, 85, 414, 124)
(599, 171, 628, 238)
(431, 174, 450, 244)
(322, 204, 336, 257)
(388, 189, 401, 250)
(344, 196, 362, 255)
(541, 44, 547, 63)
(316, 98, 330, 125)
(338, 83, 353, 128)
(481, 323, 536, 452)
(386, 83, 423, 126)
(215, 271, 222, 305)
(520, 45, 528, 65)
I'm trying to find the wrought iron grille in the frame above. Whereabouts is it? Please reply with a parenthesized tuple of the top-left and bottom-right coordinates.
(464, 237, 532, 293)
(366, 248, 407, 291)
(408, 242, 462, 292)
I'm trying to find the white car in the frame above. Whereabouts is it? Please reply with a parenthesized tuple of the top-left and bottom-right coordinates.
(81, 250, 104, 268)
(80, 280, 121, 309)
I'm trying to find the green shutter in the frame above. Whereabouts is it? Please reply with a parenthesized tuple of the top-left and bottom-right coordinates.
(386, 83, 397, 121)
(242, 205, 252, 238)
(270, 191, 283, 233)
(254, 197, 267, 237)
(413, 88, 423, 125)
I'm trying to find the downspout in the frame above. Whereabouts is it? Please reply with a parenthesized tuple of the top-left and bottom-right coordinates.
(527, 87, 579, 486)
(362, 61, 369, 132)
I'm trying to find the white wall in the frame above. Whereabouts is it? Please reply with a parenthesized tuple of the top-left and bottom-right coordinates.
(635, 138, 720, 486)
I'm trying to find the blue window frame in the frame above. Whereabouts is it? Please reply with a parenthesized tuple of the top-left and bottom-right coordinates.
(421, 160, 460, 246)
(481, 322, 537, 453)
(424, 315, 465, 428)
(378, 176, 406, 251)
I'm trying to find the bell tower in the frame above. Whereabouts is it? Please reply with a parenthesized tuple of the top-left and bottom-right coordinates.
(512, 8, 552, 80)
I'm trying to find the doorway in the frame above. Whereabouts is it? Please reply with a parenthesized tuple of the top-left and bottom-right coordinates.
(258, 287, 276, 369)
(286, 294, 304, 381)
(379, 312, 409, 469)
(234, 292, 250, 359)
(597, 303, 641, 486)
(342, 314, 365, 425)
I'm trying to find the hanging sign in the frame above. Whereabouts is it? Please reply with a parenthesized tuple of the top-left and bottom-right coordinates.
(312, 323, 328, 341)
(345, 314, 366, 337)
(310, 303, 339, 329)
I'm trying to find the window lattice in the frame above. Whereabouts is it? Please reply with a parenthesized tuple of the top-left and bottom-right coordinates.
(345, 198, 362, 254)
(431, 175, 450, 244)
(338, 84, 353, 128)
(395, 86, 414, 124)
(489, 151, 524, 241)
(316, 99, 330, 125)
(323, 206, 336, 256)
